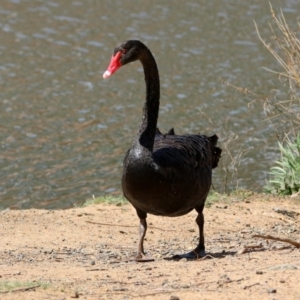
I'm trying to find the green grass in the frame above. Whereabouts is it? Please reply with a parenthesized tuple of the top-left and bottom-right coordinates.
(85, 194, 227, 208)
(83, 190, 255, 209)
(206, 189, 254, 207)
(0, 280, 49, 293)
(82, 195, 127, 207)
(265, 134, 300, 195)
(206, 191, 228, 207)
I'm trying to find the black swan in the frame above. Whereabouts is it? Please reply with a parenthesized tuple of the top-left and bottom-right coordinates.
(103, 40, 221, 260)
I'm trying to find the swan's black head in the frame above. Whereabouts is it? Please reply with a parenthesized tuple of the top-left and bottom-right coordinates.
(103, 40, 147, 79)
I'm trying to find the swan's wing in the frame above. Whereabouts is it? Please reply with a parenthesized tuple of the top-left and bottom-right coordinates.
(153, 134, 221, 170)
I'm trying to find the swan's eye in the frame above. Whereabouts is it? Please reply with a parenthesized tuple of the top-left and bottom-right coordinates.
(121, 49, 127, 54)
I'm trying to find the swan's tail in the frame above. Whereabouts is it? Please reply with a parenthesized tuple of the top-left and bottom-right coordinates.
(209, 135, 222, 169)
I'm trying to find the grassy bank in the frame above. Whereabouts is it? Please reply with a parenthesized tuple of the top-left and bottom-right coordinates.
(81, 189, 294, 208)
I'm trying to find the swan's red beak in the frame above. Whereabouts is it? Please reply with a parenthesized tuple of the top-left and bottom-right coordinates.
(103, 51, 122, 79)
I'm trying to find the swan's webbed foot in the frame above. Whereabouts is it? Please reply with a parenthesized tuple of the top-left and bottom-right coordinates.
(134, 253, 155, 262)
(173, 248, 206, 260)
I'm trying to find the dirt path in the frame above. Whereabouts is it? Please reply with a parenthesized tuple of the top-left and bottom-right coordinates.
(0, 195, 299, 299)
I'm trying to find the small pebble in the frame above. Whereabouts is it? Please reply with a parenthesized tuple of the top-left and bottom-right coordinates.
(256, 271, 263, 275)
(90, 260, 96, 265)
(71, 291, 79, 298)
(267, 288, 277, 293)
(170, 296, 180, 300)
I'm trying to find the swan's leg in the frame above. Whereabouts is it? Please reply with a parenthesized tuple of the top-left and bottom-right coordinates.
(193, 207, 206, 257)
(173, 203, 206, 259)
(137, 218, 147, 257)
(134, 209, 154, 261)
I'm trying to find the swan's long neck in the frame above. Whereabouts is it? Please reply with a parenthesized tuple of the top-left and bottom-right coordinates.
(134, 49, 160, 152)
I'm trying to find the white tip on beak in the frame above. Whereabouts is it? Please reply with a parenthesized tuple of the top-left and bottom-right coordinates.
(103, 70, 111, 79)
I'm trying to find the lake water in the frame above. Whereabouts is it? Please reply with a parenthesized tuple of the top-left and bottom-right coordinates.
(0, 0, 299, 209)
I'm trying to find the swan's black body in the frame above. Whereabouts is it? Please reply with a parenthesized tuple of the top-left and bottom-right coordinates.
(103, 40, 221, 259)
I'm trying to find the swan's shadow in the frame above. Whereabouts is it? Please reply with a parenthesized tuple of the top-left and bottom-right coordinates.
(164, 247, 270, 261)
(164, 250, 237, 261)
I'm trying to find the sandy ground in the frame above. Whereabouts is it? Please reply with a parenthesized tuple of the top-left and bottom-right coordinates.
(0, 194, 299, 300)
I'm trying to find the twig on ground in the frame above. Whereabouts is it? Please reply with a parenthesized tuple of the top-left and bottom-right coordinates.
(0, 285, 40, 294)
(243, 282, 260, 290)
(237, 243, 264, 255)
(85, 221, 175, 231)
(272, 245, 292, 251)
(133, 289, 174, 297)
(253, 234, 300, 248)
